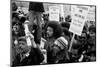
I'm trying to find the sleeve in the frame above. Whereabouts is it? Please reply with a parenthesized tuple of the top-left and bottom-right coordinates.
(33, 48, 44, 63)
(44, 41, 48, 50)
(12, 54, 20, 66)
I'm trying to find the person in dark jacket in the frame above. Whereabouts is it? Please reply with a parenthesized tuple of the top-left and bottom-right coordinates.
(86, 25, 96, 61)
(12, 1, 18, 11)
(12, 37, 44, 66)
(12, 12, 25, 64)
(28, 2, 44, 45)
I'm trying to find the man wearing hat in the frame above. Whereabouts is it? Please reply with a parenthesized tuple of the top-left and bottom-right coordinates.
(12, 37, 44, 66)
(28, 2, 44, 45)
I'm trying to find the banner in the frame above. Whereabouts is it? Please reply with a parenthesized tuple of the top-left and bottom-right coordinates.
(69, 5, 89, 36)
(49, 5, 60, 21)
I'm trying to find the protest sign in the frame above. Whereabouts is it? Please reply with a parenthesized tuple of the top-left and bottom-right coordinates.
(69, 5, 89, 36)
(86, 6, 95, 21)
(49, 5, 60, 21)
(68, 5, 89, 52)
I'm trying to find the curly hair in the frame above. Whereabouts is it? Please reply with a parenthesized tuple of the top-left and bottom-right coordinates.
(62, 27, 70, 36)
(47, 21, 63, 39)
(60, 22, 70, 29)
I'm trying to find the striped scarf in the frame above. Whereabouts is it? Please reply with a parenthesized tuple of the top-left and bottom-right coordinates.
(54, 36, 68, 50)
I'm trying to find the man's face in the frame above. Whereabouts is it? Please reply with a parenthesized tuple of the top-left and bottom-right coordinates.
(12, 17, 20, 32)
(16, 40, 29, 54)
(28, 11, 38, 25)
(89, 30, 95, 37)
(28, 11, 43, 32)
(13, 24, 20, 32)
(77, 32, 87, 40)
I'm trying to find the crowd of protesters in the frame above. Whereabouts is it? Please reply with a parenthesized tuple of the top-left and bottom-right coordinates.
(11, 1, 96, 67)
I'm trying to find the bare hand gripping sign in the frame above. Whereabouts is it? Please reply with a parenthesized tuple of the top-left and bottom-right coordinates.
(69, 5, 89, 36)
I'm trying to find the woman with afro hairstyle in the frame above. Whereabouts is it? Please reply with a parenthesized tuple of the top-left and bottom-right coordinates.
(44, 21, 69, 64)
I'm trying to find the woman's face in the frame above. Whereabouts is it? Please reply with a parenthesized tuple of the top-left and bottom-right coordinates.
(47, 27, 54, 38)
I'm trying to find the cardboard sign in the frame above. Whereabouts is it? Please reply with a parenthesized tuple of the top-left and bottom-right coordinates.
(69, 5, 89, 36)
(49, 6, 60, 21)
(86, 6, 95, 21)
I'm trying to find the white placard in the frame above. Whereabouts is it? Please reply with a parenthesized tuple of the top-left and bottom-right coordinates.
(69, 5, 89, 36)
(86, 6, 95, 21)
(49, 6, 60, 21)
